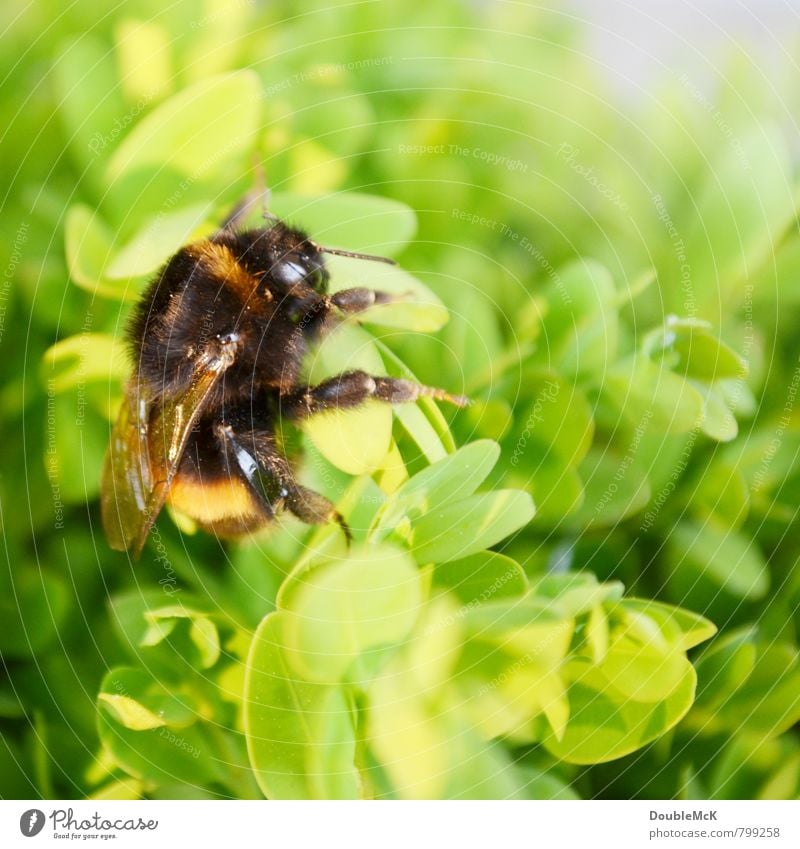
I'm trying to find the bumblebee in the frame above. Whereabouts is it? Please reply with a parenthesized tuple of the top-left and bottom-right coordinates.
(101, 192, 466, 557)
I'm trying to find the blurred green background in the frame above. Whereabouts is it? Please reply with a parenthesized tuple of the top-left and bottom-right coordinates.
(2, 0, 800, 800)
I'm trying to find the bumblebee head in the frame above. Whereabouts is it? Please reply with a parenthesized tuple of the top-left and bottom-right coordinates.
(268, 225, 331, 294)
(268, 218, 397, 293)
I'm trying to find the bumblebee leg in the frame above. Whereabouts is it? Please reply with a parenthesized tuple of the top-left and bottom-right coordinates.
(294, 288, 408, 336)
(281, 370, 469, 420)
(284, 485, 351, 541)
(215, 422, 288, 515)
(215, 421, 349, 539)
(329, 287, 402, 314)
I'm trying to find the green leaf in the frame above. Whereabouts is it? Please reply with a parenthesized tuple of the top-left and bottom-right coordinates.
(585, 605, 610, 664)
(89, 778, 144, 801)
(114, 19, 173, 103)
(326, 254, 448, 332)
(140, 618, 178, 648)
(567, 448, 651, 529)
(98, 668, 196, 729)
(716, 376, 757, 419)
(752, 232, 800, 303)
(699, 642, 800, 740)
(269, 191, 417, 257)
(464, 398, 514, 441)
(533, 572, 625, 618)
(367, 671, 452, 799)
(517, 765, 580, 800)
(698, 384, 739, 442)
(462, 600, 573, 663)
(667, 321, 748, 382)
(443, 738, 531, 800)
(509, 373, 594, 467)
(689, 458, 750, 528)
(616, 600, 716, 651)
(0, 571, 69, 658)
(142, 604, 224, 663)
(224, 543, 285, 627)
(284, 138, 346, 194)
(97, 668, 222, 788)
(374, 338, 457, 458)
(452, 600, 574, 741)
(597, 636, 692, 704)
(411, 490, 535, 564)
(722, 425, 800, 494)
(364, 600, 519, 799)
(303, 323, 392, 474)
(108, 591, 220, 674)
(281, 544, 422, 682)
(43, 333, 129, 392)
(703, 735, 777, 800)
(393, 403, 449, 464)
(40, 390, 108, 503)
(98, 695, 167, 731)
(188, 618, 221, 669)
(433, 551, 528, 605)
(444, 284, 507, 393)
(107, 71, 262, 179)
(542, 661, 696, 764)
(65, 205, 139, 300)
(244, 613, 359, 799)
(759, 751, 800, 800)
(52, 35, 128, 168)
(524, 459, 584, 523)
(540, 259, 618, 378)
(273, 78, 374, 159)
(106, 202, 212, 278)
(667, 520, 769, 600)
(694, 628, 758, 711)
(391, 595, 464, 700)
(373, 440, 500, 536)
(675, 123, 796, 314)
(605, 355, 704, 435)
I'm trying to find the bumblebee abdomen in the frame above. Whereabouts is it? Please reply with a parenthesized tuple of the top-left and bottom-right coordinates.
(167, 473, 272, 538)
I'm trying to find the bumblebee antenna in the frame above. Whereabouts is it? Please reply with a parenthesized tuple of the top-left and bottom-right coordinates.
(319, 245, 396, 265)
(219, 159, 273, 233)
(254, 158, 272, 220)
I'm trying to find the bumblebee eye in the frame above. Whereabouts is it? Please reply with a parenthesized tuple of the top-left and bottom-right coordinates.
(306, 265, 328, 292)
(272, 260, 307, 288)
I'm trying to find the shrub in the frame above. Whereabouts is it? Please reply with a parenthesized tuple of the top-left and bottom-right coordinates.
(1, 0, 798, 800)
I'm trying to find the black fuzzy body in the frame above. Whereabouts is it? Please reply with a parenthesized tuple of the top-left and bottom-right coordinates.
(108, 213, 460, 547)
(126, 222, 331, 536)
(129, 223, 329, 409)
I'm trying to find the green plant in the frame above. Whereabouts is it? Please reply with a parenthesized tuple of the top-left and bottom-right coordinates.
(48, 65, 722, 798)
(2, 0, 799, 801)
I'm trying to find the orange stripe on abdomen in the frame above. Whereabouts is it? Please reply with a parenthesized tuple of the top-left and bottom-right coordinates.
(167, 473, 263, 525)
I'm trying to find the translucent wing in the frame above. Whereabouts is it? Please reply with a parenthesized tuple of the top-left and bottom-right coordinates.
(101, 340, 238, 558)
(101, 380, 153, 553)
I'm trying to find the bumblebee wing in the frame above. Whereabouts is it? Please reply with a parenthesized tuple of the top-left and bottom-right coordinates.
(102, 340, 238, 557)
(101, 380, 153, 553)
